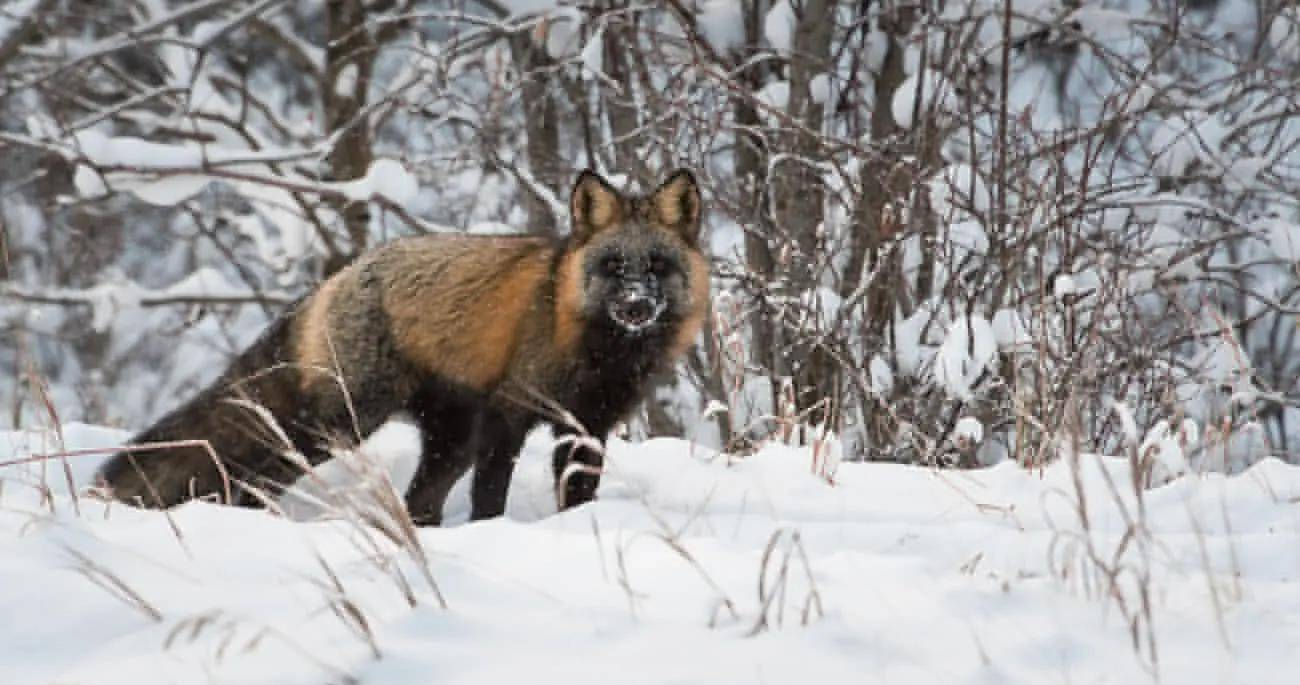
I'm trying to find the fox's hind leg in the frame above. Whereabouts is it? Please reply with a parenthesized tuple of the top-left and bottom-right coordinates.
(403, 382, 485, 525)
(404, 438, 473, 526)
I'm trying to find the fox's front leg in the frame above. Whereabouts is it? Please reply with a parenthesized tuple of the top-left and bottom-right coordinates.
(550, 424, 607, 510)
(468, 412, 529, 521)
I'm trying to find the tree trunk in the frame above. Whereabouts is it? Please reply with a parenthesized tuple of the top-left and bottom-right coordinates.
(323, 0, 376, 275)
(509, 33, 562, 237)
(846, 3, 926, 456)
(602, 8, 652, 182)
(770, 0, 835, 424)
(735, 2, 779, 393)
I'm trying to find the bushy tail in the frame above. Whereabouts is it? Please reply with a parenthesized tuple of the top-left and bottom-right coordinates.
(99, 392, 253, 507)
(99, 313, 307, 508)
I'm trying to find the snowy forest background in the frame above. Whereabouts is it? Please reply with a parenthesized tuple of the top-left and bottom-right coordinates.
(3, 0, 1299, 477)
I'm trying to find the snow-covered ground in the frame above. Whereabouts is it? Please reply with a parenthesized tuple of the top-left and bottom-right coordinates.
(2, 423, 1298, 684)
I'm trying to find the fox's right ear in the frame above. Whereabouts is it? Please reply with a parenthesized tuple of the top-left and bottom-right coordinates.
(570, 170, 622, 243)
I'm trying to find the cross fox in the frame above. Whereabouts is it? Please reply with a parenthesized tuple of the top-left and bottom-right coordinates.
(99, 169, 709, 524)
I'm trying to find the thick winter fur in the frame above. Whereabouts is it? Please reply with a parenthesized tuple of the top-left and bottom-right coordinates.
(99, 170, 709, 524)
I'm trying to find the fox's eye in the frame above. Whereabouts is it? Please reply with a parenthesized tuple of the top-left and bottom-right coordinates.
(648, 255, 671, 276)
(600, 256, 623, 277)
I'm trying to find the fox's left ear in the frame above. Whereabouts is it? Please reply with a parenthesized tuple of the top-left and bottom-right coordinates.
(571, 169, 623, 243)
(651, 169, 702, 244)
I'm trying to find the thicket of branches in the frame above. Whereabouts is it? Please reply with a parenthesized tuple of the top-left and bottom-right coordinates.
(3, 0, 1298, 474)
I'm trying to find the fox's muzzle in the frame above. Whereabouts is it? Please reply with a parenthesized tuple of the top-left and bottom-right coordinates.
(608, 281, 666, 333)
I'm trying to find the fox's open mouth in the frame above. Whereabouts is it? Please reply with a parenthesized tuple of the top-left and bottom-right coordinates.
(609, 298, 665, 333)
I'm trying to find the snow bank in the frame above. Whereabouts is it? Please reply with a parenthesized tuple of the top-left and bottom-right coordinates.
(2, 425, 1298, 684)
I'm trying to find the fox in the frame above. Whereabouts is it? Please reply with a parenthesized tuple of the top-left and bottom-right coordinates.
(98, 169, 709, 524)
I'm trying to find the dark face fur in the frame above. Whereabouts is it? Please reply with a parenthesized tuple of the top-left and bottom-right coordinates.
(568, 170, 702, 337)
(584, 230, 692, 335)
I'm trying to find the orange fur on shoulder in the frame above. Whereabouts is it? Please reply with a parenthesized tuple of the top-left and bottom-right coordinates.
(671, 251, 711, 359)
(553, 248, 585, 356)
(388, 245, 552, 391)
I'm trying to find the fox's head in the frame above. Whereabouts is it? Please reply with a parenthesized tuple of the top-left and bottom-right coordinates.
(563, 169, 708, 340)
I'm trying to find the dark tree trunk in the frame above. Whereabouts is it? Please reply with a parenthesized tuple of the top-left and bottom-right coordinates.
(508, 33, 562, 237)
(323, 0, 377, 275)
(770, 0, 835, 423)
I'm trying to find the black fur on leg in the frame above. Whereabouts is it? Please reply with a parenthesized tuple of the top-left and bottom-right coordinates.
(544, 318, 673, 511)
(403, 379, 488, 525)
(551, 427, 605, 511)
(468, 411, 529, 521)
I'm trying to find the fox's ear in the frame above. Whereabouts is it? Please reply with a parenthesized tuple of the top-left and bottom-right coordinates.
(650, 169, 701, 244)
(570, 170, 622, 243)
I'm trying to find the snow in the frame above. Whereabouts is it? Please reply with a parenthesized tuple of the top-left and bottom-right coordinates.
(1053, 273, 1078, 298)
(578, 26, 604, 79)
(893, 303, 934, 378)
(863, 22, 888, 73)
(74, 130, 214, 169)
(991, 308, 1030, 349)
(1006, 61, 1063, 130)
(931, 163, 989, 220)
(129, 174, 214, 207)
(1268, 7, 1300, 61)
(947, 219, 988, 257)
(467, 220, 521, 236)
(496, 0, 564, 16)
(65, 131, 310, 206)
(73, 165, 108, 198)
(279, 414, 423, 521)
(1150, 112, 1226, 178)
(1195, 332, 1251, 386)
(763, 1, 795, 53)
(0, 422, 130, 493)
(1263, 217, 1300, 261)
(1141, 222, 1195, 277)
(83, 280, 148, 333)
(1142, 419, 1193, 485)
(808, 424, 842, 480)
(0, 0, 39, 46)
(868, 354, 893, 397)
(809, 72, 831, 105)
(541, 7, 583, 61)
(190, 19, 224, 47)
(891, 71, 926, 129)
(337, 158, 420, 208)
(952, 416, 983, 444)
(9, 270, 289, 337)
(158, 267, 248, 299)
(3, 424, 1300, 683)
(933, 314, 997, 401)
(697, 0, 745, 54)
(333, 63, 358, 97)
(755, 79, 790, 112)
(1112, 400, 1141, 447)
(1223, 156, 1270, 192)
(61, 133, 419, 210)
(1070, 7, 1138, 41)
